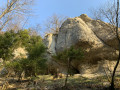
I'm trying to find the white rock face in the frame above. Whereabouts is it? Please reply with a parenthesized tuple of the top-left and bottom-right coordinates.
(44, 34, 57, 54)
(56, 15, 104, 52)
(80, 14, 118, 49)
(44, 14, 119, 74)
(78, 60, 120, 75)
(13, 47, 27, 59)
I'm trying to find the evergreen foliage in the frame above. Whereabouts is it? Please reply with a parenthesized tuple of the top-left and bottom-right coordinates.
(52, 46, 84, 64)
(4, 29, 47, 78)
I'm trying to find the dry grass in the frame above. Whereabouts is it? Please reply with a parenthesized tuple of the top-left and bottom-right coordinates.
(0, 74, 120, 90)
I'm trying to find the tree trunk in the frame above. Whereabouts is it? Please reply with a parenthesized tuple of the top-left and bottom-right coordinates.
(110, 0, 119, 90)
(64, 58, 70, 87)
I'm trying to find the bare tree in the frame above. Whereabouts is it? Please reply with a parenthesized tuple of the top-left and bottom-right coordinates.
(44, 14, 68, 34)
(90, 0, 120, 89)
(29, 24, 41, 36)
(0, 0, 34, 31)
(110, 0, 119, 89)
(90, 1, 116, 25)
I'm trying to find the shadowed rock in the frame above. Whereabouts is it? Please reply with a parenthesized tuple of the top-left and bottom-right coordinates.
(43, 14, 119, 75)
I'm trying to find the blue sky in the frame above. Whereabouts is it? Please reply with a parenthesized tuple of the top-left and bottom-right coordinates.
(31, 0, 109, 22)
(27, 0, 111, 32)
(0, 0, 112, 34)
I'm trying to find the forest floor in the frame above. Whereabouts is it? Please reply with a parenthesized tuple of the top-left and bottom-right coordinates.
(1, 74, 120, 90)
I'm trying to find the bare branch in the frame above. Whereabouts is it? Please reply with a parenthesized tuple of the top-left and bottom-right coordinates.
(0, 0, 18, 20)
(44, 14, 68, 34)
(0, 0, 34, 31)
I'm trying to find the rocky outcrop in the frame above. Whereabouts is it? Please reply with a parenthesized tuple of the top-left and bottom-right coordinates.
(0, 47, 27, 77)
(44, 14, 119, 74)
(56, 15, 103, 52)
(13, 47, 27, 59)
(44, 33, 57, 55)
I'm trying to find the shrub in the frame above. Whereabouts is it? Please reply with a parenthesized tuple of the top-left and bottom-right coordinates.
(52, 46, 84, 65)
(5, 30, 47, 79)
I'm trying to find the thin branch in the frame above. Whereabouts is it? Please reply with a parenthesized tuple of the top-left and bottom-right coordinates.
(0, 0, 18, 20)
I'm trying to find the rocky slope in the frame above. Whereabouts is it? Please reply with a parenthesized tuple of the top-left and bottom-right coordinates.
(44, 14, 119, 74)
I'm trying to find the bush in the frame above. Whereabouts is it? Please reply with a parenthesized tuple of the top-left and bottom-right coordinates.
(5, 30, 47, 79)
(52, 46, 84, 74)
(52, 46, 84, 64)
(6, 42, 47, 79)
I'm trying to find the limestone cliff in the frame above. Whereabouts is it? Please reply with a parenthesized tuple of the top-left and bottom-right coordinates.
(43, 14, 119, 74)
(44, 33, 57, 55)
